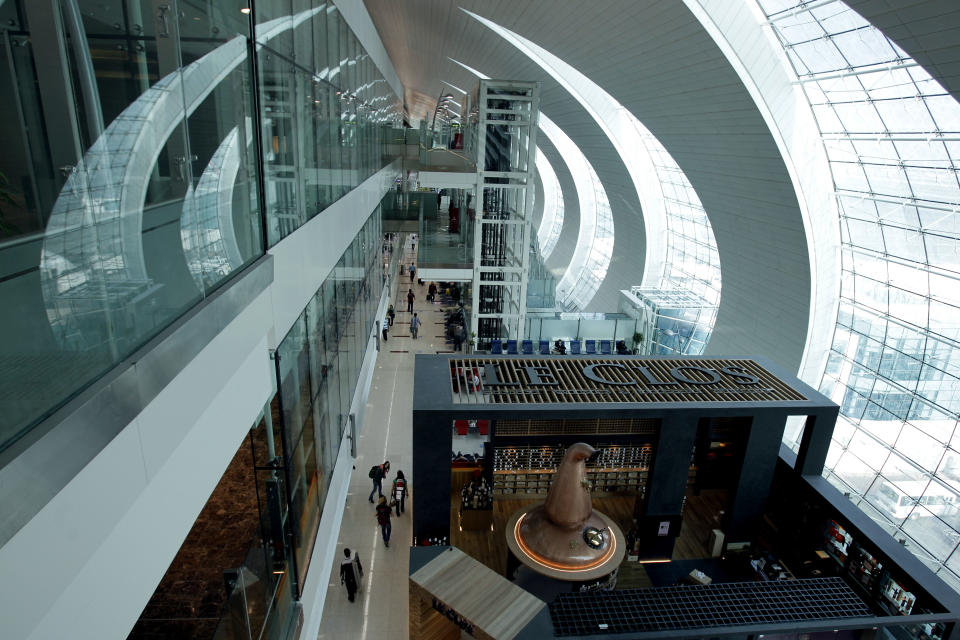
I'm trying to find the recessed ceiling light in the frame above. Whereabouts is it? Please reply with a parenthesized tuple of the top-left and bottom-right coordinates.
(240, 7, 251, 14)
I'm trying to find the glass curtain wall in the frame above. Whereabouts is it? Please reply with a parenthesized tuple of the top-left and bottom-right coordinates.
(0, 1, 400, 455)
(254, 2, 400, 245)
(757, 0, 960, 590)
(271, 209, 382, 600)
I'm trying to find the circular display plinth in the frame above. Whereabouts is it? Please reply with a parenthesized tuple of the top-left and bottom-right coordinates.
(505, 504, 626, 581)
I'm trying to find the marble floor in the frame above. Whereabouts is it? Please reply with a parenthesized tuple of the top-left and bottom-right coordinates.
(317, 234, 447, 640)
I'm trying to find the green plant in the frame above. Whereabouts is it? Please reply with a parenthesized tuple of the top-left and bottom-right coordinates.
(632, 331, 644, 355)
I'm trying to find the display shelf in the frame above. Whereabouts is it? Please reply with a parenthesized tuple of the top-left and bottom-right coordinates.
(846, 543, 882, 593)
(493, 443, 654, 472)
(493, 467, 648, 496)
(824, 519, 852, 565)
(880, 575, 916, 616)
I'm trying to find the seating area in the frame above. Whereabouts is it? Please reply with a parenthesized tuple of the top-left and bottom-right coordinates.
(484, 337, 623, 356)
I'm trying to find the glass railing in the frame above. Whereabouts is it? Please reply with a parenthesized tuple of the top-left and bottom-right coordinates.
(523, 312, 640, 351)
(210, 515, 296, 640)
(418, 120, 477, 170)
(527, 238, 557, 310)
(416, 190, 475, 270)
(0, 1, 402, 455)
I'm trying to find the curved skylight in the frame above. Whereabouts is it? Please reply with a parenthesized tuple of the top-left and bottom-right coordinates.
(463, 9, 720, 308)
(757, 0, 960, 590)
(534, 147, 564, 260)
(538, 117, 614, 310)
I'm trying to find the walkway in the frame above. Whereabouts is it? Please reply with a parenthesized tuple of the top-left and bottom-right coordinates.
(317, 234, 449, 640)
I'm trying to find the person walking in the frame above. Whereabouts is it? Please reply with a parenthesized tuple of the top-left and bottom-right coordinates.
(376, 496, 394, 547)
(340, 548, 362, 602)
(392, 471, 408, 516)
(387, 304, 395, 326)
(428, 282, 437, 302)
(409, 262, 416, 283)
(381, 314, 389, 342)
(410, 313, 421, 340)
(453, 323, 465, 352)
(406, 289, 415, 313)
(368, 460, 389, 503)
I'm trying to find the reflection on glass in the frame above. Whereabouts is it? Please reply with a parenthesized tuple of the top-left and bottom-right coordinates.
(270, 209, 382, 594)
(0, 1, 401, 452)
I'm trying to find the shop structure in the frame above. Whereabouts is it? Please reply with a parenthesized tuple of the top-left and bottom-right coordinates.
(410, 354, 960, 639)
(413, 354, 838, 556)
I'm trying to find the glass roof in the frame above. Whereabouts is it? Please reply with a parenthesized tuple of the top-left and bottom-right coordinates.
(758, 0, 960, 591)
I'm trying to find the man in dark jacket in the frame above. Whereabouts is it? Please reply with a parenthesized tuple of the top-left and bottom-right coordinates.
(340, 548, 362, 602)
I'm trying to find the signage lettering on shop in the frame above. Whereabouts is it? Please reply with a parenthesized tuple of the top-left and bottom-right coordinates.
(450, 357, 807, 404)
(483, 361, 760, 388)
(431, 597, 475, 635)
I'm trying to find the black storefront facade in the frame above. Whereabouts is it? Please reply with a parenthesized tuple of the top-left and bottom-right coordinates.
(410, 354, 960, 639)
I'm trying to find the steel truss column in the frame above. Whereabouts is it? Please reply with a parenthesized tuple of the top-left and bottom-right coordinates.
(469, 80, 540, 347)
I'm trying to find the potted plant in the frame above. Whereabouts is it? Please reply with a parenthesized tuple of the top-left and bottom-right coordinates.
(632, 332, 644, 355)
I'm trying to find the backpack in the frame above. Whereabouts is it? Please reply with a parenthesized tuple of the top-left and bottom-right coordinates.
(368, 465, 380, 479)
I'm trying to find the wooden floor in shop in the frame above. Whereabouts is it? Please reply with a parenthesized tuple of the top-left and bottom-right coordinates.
(449, 489, 728, 590)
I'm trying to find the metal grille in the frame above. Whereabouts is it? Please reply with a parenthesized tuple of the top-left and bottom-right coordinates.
(495, 418, 660, 436)
(449, 357, 806, 405)
(549, 578, 873, 636)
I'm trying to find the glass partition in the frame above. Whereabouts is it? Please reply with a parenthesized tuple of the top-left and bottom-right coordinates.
(524, 313, 638, 347)
(0, 0, 401, 454)
(270, 208, 382, 594)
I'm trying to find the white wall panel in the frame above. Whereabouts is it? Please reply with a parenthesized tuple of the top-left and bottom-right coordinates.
(29, 340, 272, 640)
(0, 159, 401, 639)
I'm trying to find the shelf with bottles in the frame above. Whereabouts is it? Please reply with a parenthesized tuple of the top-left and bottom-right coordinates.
(880, 575, 916, 616)
(493, 467, 648, 496)
(460, 477, 493, 512)
(492, 442, 654, 473)
(846, 543, 883, 592)
(823, 519, 852, 565)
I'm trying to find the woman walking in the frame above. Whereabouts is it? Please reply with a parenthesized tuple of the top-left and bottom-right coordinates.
(376, 496, 394, 547)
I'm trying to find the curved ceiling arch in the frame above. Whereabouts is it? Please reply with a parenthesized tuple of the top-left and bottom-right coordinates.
(535, 148, 564, 261)
(463, 8, 721, 313)
(367, 0, 812, 371)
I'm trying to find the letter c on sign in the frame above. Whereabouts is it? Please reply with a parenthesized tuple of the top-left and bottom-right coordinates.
(582, 363, 636, 386)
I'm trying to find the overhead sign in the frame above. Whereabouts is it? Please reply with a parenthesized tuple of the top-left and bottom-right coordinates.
(449, 357, 806, 404)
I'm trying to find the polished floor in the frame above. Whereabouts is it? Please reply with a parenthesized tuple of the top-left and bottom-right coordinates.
(316, 235, 725, 638)
(318, 235, 438, 640)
